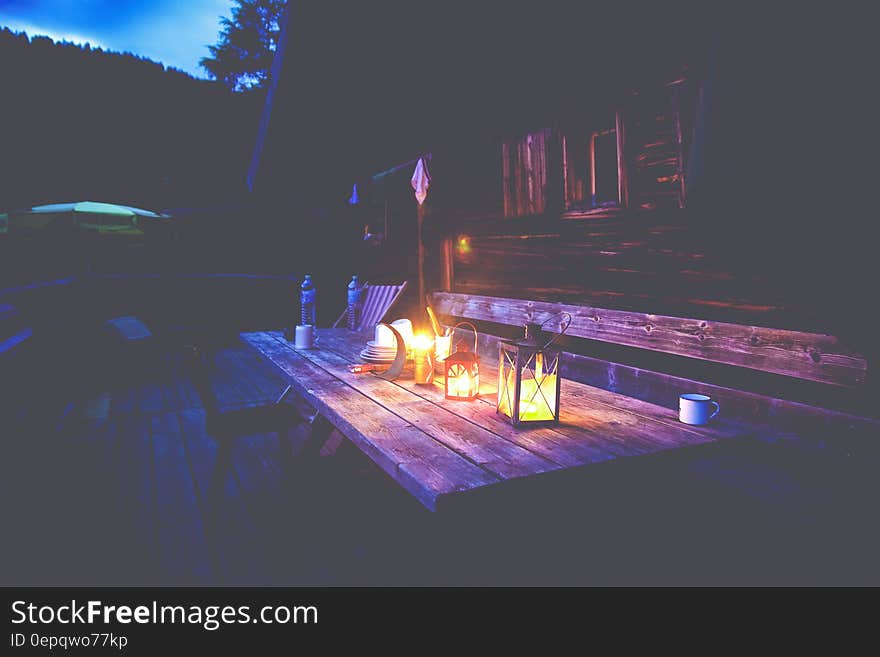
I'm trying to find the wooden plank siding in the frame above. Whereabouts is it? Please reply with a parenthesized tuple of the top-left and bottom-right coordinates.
(446, 210, 840, 330)
(432, 292, 866, 387)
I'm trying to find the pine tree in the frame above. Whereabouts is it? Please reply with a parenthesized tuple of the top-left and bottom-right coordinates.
(200, 0, 286, 92)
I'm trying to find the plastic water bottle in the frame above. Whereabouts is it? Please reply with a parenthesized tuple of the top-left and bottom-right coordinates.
(300, 274, 316, 326)
(346, 275, 362, 330)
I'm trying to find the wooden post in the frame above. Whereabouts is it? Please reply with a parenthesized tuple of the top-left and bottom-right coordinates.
(524, 133, 535, 215)
(615, 110, 629, 208)
(502, 141, 511, 218)
(544, 128, 565, 217)
(417, 203, 426, 307)
(670, 87, 687, 208)
(589, 132, 597, 206)
(440, 235, 454, 292)
(561, 134, 569, 209)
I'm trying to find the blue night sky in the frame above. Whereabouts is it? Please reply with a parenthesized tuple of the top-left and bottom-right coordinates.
(0, 0, 235, 78)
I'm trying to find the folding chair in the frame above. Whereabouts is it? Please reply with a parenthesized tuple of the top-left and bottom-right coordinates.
(332, 281, 408, 332)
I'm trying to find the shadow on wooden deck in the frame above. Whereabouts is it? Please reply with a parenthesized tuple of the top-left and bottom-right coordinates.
(2, 342, 878, 585)
(0, 343, 428, 586)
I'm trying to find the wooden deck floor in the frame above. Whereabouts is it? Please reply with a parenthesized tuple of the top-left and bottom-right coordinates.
(2, 344, 434, 585)
(2, 341, 878, 585)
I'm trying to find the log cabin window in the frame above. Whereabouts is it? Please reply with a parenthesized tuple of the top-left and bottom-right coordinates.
(629, 102, 682, 208)
(563, 112, 627, 211)
(502, 129, 551, 218)
(627, 79, 693, 210)
(562, 77, 694, 213)
(590, 127, 619, 207)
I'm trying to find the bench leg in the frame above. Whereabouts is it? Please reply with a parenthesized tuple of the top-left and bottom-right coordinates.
(278, 412, 336, 464)
(319, 430, 346, 457)
(278, 414, 347, 508)
(306, 414, 336, 454)
(272, 413, 340, 578)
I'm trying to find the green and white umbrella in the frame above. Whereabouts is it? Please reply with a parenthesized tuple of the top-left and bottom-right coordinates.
(0, 201, 171, 237)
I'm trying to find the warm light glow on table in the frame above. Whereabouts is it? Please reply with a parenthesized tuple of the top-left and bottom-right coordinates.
(412, 334, 434, 351)
(412, 333, 435, 384)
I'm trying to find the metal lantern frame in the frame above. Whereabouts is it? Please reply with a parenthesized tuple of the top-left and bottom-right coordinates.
(443, 321, 480, 401)
(497, 313, 571, 426)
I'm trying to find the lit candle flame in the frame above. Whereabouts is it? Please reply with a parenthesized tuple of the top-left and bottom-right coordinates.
(412, 334, 434, 352)
(447, 364, 479, 399)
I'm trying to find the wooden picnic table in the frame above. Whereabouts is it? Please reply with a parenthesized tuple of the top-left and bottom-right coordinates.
(242, 329, 750, 511)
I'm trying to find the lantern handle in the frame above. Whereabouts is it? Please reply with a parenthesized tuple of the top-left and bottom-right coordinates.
(451, 321, 479, 353)
(539, 312, 572, 349)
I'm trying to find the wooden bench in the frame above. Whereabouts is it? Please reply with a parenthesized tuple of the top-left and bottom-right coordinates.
(429, 292, 871, 425)
(430, 291, 878, 518)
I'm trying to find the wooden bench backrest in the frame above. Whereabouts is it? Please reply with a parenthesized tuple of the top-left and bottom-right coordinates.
(430, 292, 867, 388)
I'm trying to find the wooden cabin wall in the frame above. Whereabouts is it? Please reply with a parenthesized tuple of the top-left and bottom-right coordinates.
(457, 73, 801, 331)
(444, 64, 874, 354)
(445, 204, 869, 343)
(440, 207, 876, 412)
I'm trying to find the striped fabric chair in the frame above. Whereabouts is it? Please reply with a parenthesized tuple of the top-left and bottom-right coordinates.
(333, 281, 408, 332)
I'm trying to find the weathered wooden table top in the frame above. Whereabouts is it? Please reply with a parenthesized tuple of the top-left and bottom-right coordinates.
(243, 329, 746, 511)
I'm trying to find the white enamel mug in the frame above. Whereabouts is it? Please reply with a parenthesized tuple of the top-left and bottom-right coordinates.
(374, 323, 396, 347)
(294, 324, 316, 349)
(679, 394, 720, 425)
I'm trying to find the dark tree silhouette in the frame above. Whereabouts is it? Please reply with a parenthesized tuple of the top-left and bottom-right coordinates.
(0, 27, 263, 210)
(200, 0, 286, 92)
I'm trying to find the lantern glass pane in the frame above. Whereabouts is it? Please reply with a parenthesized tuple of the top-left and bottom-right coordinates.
(516, 350, 559, 422)
(447, 361, 478, 399)
(497, 347, 517, 418)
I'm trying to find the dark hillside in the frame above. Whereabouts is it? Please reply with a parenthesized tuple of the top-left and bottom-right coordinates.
(0, 28, 262, 210)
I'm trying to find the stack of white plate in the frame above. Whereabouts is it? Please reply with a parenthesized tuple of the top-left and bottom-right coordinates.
(358, 340, 399, 363)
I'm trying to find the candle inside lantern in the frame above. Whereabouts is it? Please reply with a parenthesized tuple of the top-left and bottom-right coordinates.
(449, 366, 478, 397)
(443, 321, 481, 401)
(412, 334, 435, 385)
(499, 370, 558, 422)
(445, 359, 479, 399)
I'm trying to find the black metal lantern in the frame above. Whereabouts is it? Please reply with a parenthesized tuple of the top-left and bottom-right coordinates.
(497, 315, 571, 426)
(444, 322, 480, 401)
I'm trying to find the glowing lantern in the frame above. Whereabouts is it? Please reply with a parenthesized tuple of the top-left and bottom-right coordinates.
(444, 322, 480, 401)
(497, 316, 570, 426)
